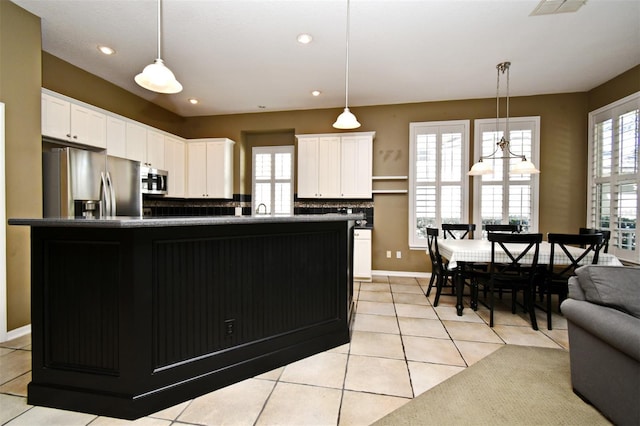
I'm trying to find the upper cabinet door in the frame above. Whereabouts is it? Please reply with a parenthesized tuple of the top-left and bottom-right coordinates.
(317, 136, 341, 198)
(340, 135, 372, 198)
(106, 116, 127, 158)
(164, 136, 186, 198)
(146, 130, 165, 169)
(125, 122, 147, 163)
(42, 93, 71, 140)
(297, 137, 320, 198)
(70, 104, 106, 148)
(186, 141, 208, 198)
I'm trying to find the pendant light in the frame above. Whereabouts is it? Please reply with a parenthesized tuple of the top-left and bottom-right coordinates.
(468, 62, 540, 175)
(135, 0, 183, 94)
(333, 0, 360, 129)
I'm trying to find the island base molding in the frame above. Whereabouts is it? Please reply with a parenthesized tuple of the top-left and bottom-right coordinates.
(26, 220, 354, 419)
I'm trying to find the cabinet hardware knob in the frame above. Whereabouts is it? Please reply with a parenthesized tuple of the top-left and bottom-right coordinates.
(73, 135, 77, 139)
(66, 134, 71, 138)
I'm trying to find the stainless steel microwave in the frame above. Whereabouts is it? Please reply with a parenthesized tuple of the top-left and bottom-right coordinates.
(141, 166, 168, 195)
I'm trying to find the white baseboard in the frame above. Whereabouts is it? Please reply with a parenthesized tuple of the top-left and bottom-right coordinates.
(1, 324, 31, 343)
(372, 270, 430, 278)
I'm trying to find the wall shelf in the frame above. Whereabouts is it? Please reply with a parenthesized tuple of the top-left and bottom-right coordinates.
(372, 189, 408, 194)
(372, 176, 408, 180)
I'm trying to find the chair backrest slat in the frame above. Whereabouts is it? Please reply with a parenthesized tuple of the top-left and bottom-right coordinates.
(426, 227, 445, 273)
(579, 227, 611, 253)
(442, 223, 476, 240)
(485, 224, 522, 234)
(547, 233, 604, 278)
(488, 232, 543, 276)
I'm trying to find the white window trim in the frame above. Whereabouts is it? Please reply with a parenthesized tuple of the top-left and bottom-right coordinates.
(472, 116, 541, 237)
(409, 120, 470, 249)
(252, 145, 295, 216)
(587, 91, 640, 264)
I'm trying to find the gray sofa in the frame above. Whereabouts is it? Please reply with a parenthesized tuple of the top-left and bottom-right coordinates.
(561, 265, 640, 426)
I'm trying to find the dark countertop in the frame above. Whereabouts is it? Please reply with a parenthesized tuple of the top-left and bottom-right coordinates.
(9, 213, 365, 228)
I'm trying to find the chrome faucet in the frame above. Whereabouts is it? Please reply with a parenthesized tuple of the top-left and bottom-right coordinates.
(256, 203, 267, 215)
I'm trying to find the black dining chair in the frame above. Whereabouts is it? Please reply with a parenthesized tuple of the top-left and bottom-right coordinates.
(542, 233, 604, 330)
(425, 228, 454, 306)
(579, 227, 611, 253)
(442, 223, 476, 240)
(485, 224, 522, 234)
(475, 232, 543, 330)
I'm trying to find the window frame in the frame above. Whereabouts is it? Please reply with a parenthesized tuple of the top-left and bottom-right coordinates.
(587, 91, 640, 264)
(472, 116, 541, 238)
(409, 120, 470, 249)
(252, 145, 295, 216)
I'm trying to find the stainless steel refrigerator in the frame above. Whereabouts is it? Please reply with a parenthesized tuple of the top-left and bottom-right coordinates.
(43, 147, 142, 218)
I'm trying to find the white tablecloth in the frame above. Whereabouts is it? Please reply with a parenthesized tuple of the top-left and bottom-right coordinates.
(437, 238, 623, 270)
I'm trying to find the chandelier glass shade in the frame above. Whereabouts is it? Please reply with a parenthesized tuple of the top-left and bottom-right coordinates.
(468, 62, 540, 176)
(135, 0, 183, 94)
(333, 0, 360, 129)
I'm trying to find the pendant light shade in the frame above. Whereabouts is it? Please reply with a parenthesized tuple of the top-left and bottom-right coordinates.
(333, 107, 361, 129)
(135, 0, 182, 94)
(333, 0, 360, 129)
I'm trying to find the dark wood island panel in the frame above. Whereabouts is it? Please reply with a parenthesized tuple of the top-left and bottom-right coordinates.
(13, 216, 356, 419)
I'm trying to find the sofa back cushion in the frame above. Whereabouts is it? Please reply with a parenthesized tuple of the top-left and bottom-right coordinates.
(575, 265, 640, 318)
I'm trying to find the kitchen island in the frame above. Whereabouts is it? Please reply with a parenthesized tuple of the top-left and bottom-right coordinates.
(9, 214, 359, 419)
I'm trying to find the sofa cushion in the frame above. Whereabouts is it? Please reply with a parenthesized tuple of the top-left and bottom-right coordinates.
(575, 265, 640, 318)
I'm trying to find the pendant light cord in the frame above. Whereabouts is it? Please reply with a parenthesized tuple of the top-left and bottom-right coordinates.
(344, 0, 351, 108)
(157, 0, 162, 60)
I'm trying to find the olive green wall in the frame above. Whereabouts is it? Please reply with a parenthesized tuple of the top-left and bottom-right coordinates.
(42, 52, 186, 136)
(0, 0, 41, 330)
(588, 65, 640, 112)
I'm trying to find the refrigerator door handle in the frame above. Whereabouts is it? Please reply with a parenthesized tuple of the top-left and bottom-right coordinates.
(106, 172, 117, 217)
(100, 172, 111, 217)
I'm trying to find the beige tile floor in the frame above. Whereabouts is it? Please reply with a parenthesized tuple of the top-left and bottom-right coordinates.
(0, 275, 569, 426)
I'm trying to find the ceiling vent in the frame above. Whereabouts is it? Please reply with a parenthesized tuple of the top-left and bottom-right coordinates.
(530, 0, 587, 16)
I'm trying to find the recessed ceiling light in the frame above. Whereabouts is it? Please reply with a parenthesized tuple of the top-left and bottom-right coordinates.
(311, 90, 321, 97)
(97, 45, 115, 55)
(297, 33, 313, 44)
(188, 98, 199, 105)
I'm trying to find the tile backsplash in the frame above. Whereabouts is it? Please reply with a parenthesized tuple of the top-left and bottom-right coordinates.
(144, 195, 374, 228)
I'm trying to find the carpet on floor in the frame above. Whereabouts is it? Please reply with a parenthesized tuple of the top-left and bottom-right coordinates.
(373, 345, 611, 425)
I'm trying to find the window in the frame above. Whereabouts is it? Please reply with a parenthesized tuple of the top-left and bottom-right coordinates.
(588, 92, 640, 263)
(252, 146, 294, 215)
(409, 120, 470, 248)
(472, 117, 540, 236)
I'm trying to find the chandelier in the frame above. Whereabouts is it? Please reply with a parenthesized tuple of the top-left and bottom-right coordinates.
(468, 62, 540, 175)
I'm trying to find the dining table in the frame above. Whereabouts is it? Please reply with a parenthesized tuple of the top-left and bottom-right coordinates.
(436, 238, 623, 316)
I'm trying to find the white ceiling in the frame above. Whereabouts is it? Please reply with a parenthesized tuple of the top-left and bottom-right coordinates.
(11, 0, 640, 117)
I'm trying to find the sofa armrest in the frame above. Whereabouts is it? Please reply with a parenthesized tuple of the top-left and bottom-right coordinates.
(561, 298, 640, 362)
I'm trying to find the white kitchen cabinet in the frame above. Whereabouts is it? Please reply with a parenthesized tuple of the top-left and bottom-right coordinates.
(146, 130, 165, 169)
(106, 116, 126, 158)
(297, 136, 340, 198)
(125, 122, 147, 163)
(186, 138, 234, 199)
(341, 134, 373, 198)
(125, 124, 165, 168)
(164, 136, 186, 198)
(354, 229, 372, 281)
(42, 92, 106, 149)
(296, 132, 374, 199)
